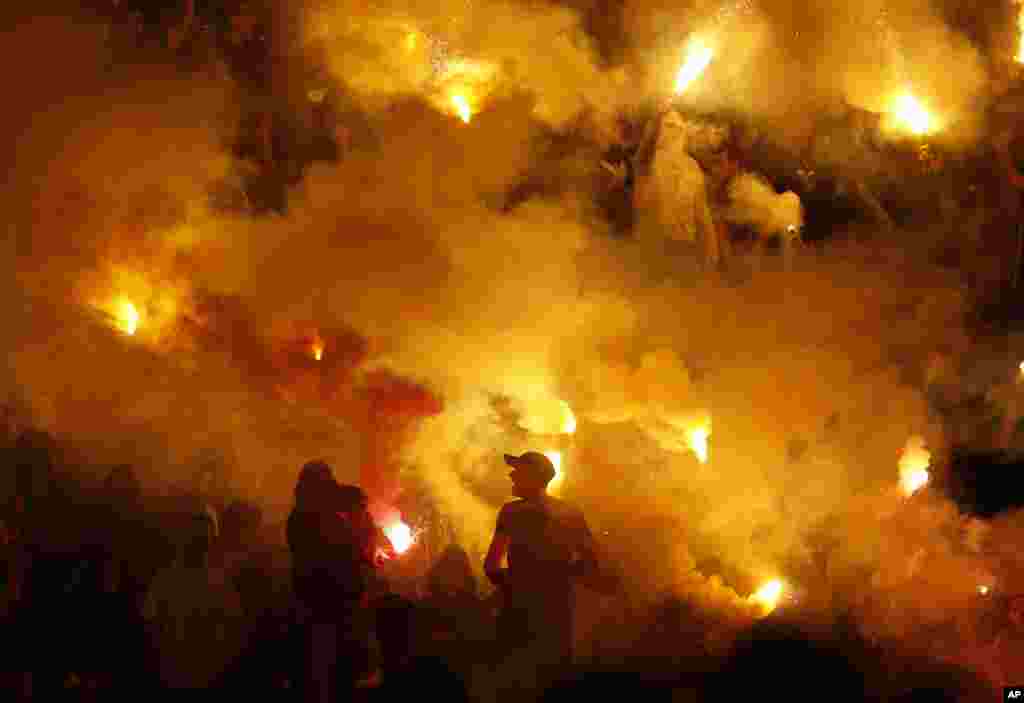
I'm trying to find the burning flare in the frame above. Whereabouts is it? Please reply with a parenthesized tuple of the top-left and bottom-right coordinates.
(560, 400, 577, 435)
(748, 579, 784, 615)
(685, 417, 711, 464)
(543, 450, 564, 488)
(113, 299, 140, 336)
(674, 38, 714, 94)
(891, 91, 936, 137)
(311, 337, 325, 362)
(383, 520, 414, 555)
(898, 436, 931, 497)
(450, 93, 472, 123)
(978, 584, 990, 595)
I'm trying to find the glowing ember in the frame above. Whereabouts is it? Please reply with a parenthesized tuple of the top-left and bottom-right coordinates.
(748, 579, 784, 615)
(685, 418, 711, 464)
(451, 93, 472, 123)
(1018, 360, 1024, 380)
(383, 521, 414, 554)
(311, 338, 324, 361)
(114, 299, 140, 336)
(560, 401, 577, 435)
(674, 38, 714, 94)
(978, 585, 990, 595)
(898, 436, 931, 497)
(891, 91, 936, 137)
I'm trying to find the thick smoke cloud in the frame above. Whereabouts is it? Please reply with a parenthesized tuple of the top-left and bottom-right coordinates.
(5, 3, 1022, 679)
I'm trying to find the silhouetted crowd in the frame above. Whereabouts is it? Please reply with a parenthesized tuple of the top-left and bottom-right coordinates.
(3, 419, 1023, 702)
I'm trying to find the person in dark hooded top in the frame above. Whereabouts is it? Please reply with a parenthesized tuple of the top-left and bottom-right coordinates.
(286, 461, 378, 703)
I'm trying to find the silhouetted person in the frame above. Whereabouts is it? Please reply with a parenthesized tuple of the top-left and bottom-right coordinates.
(375, 593, 416, 684)
(13, 430, 77, 697)
(84, 464, 153, 694)
(981, 592, 1024, 689)
(143, 510, 243, 698)
(422, 545, 490, 677)
(217, 500, 291, 695)
(485, 451, 598, 688)
(287, 462, 377, 703)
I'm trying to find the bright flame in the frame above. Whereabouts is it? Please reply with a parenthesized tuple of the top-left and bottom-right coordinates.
(685, 419, 711, 464)
(543, 450, 564, 489)
(898, 436, 931, 497)
(891, 91, 936, 136)
(404, 32, 418, 52)
(311, 338, 324, 361)
(383, 521, 414, 554)
(748, 579, 784, 615)
(451, 93, 472, 123)
(560, 401, 577, 435)
(1018, 361, 1024, 380)
(674, 38, 714, 94)
(978, 585, 990, 595)
(114, 299, 140, 336)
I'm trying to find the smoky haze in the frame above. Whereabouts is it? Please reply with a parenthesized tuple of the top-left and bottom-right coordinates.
(4, 1, 1023, 668)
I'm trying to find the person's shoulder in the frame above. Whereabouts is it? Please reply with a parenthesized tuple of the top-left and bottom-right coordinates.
(544, 495, 581, 515)
(496, 498, 533, 525)
(498, 499, 529, 517)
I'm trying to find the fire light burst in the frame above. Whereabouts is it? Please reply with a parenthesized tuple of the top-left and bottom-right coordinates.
(685, 416, 711, 464)
(898, 436, 930, 497)
(384, 520, 415, 554)
(748, 579, 785, 616)
(674, 37, 714, 94)
(560, 400, 577, 435)
(890, 91, 937, 137)
(114, 299, 140, 336)
(543, 450, 564, 489)
(450, 92, 473, 123)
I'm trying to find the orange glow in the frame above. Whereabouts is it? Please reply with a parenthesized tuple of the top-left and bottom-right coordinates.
(113, 299, 140, 336)
(1017, 6, 1024, 63)
(674, 37, 714, 94)
(898, 436, 930, 497)
(543, 450, 564, 490)
(383, 520, 414, 554)
(890, 91, 936, 137)
(685, 417, 711, 464)
(312, 338, 324, 361)
(451, 93, 472, 123)
(748, 579, 784, 615)
(560, 400, 577, 435)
